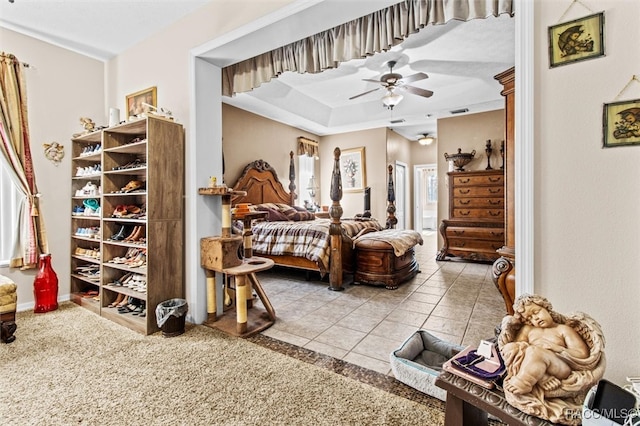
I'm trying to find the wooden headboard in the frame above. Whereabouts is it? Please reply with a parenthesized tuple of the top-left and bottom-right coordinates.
(231, 152, 296, 206)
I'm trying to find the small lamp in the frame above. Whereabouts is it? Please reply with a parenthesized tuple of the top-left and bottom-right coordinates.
(418, 134, 435, 145)
(307, 176, 319, 208)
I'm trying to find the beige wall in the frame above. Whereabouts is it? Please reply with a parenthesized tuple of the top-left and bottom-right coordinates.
(436, 110, 505, 240)
(535, 0, 640, 385)
(320, 128, 387, 220)
(222, 104, 319, 195)
(0, 28, 105, 307)
(105, 1, 296, 131)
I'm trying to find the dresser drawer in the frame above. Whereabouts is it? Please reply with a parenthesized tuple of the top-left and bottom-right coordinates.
(446, 226, 504, 241)
(452, 186, 504, 198)
(445, 246, 501, 262)
(452, 174, 504, 187)
(447, 238, 504, 252)
(452, 208, 504, 220)
(453, 198, 504, 208)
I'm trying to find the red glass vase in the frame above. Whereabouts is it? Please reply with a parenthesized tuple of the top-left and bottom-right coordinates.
(33, 253, 59, 313)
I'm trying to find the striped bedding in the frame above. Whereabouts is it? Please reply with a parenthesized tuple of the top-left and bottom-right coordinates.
(251, 218, 382, 273)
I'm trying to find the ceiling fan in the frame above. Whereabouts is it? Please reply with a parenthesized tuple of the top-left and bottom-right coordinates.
(349, 60, 434, 110)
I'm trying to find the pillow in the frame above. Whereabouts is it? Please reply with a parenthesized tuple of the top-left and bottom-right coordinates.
(275, 203, 294, 212)
(255, 205, 290, 222)
(282, 206, 315, 221)
(255, 202, 281, 211)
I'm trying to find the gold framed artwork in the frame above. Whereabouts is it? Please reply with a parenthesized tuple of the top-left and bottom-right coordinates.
(125, 86, 157, 118)
(603, 99, 640, 148)
(548, 12, 604, 68)
(340, 147, 366, 192)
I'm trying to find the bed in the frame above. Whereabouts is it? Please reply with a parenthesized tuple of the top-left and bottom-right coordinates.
(231, 149, 387, 290)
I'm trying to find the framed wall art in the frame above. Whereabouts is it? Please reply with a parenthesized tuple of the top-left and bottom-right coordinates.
(340, 147, 366, 192)
(603, 99, 640, 148)
(548, 12, 604, 68)
(125, 86, 157, 118)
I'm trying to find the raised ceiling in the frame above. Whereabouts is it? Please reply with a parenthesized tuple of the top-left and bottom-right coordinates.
(224, 13, 515, 140)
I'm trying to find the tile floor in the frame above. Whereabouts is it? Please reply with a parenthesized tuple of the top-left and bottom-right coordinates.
(254, 230, 507, 376)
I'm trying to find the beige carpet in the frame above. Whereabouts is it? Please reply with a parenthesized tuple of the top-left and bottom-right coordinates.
(1, 303, 445, 425)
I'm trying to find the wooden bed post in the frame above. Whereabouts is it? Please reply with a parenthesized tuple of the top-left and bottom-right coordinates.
(288, 151, 297, 206)
(386, 164, 398, 229)
(329, 147, 344, 291)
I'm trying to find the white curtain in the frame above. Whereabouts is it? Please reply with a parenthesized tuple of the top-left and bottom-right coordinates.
(222, 0, 514, 96)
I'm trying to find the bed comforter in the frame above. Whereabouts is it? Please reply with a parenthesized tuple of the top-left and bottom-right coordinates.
(251, 218, 382, 273)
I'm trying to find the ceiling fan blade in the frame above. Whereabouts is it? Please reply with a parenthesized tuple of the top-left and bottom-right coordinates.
(399, 72, 428, 84)
(400, 85, 434, 98)
(361, 78, 383, 83)
(348, 87, 380, 100)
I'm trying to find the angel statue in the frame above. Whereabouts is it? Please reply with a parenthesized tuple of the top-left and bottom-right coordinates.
(43, 141, 64, 165)
(498, 294, 606, 425)
(72, 117, 96, 138)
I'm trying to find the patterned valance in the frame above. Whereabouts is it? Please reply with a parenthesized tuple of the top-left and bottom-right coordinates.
(297, 137, 319, 159)
(222, 0, 514, 96)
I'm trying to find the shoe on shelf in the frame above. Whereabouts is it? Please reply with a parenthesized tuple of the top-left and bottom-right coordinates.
(108, 293, 125, 308)
(83, 198, 99, 211)
(110, 225, 130, 241)
(124, 226, 141, 241)
(121, 180, 144, 193)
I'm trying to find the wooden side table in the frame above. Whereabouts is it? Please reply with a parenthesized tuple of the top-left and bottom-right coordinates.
(435, 371, 554, 426)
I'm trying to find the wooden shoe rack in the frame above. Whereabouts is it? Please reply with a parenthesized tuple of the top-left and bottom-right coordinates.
(70, 116, 184, 334)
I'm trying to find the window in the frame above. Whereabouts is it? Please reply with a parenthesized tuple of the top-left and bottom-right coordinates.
(298, 154, 315, 207)
(0, 159, 21, 266)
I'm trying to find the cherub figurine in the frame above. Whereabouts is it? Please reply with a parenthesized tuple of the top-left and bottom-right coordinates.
(498, 294, 606, 425)
(43, 141, 65, 165)
(72, 117, 96, 137)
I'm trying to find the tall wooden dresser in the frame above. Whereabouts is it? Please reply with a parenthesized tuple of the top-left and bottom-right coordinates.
(437, 170, 505, 262)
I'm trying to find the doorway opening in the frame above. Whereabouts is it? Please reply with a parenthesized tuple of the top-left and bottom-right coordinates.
(414, 163, 438, 242)
(394, 160, 408, 230)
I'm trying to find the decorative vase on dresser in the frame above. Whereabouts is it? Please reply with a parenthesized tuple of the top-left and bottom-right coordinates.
(437, 169, 505, 263)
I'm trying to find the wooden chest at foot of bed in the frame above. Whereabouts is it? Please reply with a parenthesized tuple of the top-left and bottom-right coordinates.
(354, 239, 419, 290)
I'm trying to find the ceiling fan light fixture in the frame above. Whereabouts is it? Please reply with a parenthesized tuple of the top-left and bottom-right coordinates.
(418, 134, 435, 145)
(382, 90, 403, 110)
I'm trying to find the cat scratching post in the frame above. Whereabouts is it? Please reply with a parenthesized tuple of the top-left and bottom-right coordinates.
(199, 187, 244, 321)
(198, 186, 276, 337)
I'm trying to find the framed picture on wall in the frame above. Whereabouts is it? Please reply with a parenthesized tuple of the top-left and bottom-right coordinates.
(340, 147, 366, 192)
(548, 12, 604, 68)
(603, 98, 640, 148)
(125, 86, 157, 119)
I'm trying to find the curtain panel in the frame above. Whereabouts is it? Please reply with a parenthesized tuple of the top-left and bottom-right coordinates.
(0, 52, 47, 269)
(222, 0, 514, 96)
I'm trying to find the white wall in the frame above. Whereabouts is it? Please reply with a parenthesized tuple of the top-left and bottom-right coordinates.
(0, 28, 104, 307)
(535, 0, 640, 385)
